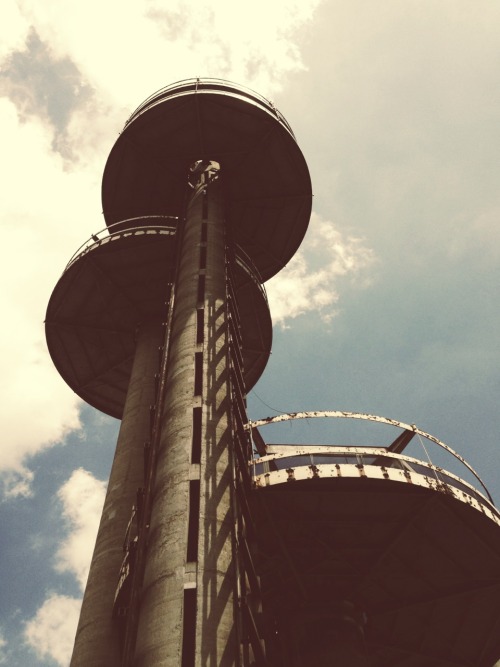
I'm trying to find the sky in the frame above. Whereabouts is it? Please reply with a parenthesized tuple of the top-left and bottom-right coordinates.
(1, 1, 500, 664)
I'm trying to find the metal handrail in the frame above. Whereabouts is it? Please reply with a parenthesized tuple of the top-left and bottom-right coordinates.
(125, 77, 296, 139)
(64, 218, 178, 271)
(252, 450, 500, 522)
(254, 446, 500, 519)
(233, 245, 269, 306)
(247, 411, 494, 504)
(253, 447, 493, 507)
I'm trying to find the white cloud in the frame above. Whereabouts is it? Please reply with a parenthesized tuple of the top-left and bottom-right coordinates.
(266, 212, 375, 326)
(1, 469, 34, 499)
(24, 594, 81, 667)
(15, 0, 321, 106)
(23, 469, 105, 665)
(0, 27, 114, 163)
(55, 468, 106, 590)
(0, 99, 89, 491)
(0, 1, 30, 59)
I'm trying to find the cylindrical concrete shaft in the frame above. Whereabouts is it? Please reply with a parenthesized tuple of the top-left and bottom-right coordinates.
(197, 177, 236, 667)
(70, 323, 163, 667)
(134, 176, 237, 666)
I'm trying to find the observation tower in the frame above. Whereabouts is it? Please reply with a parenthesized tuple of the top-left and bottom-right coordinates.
(45, 79, 500, 667)
(45, 78, 312, 667)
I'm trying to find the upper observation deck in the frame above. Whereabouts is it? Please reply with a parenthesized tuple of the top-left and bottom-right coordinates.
(102, 78, 312, 282)
(246, 412, 500, 667)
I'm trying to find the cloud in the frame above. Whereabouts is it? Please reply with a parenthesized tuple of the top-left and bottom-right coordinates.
(23, 469, 105, 665)
(15, 0, 322, 105)
(0, 1, 29, 60)
(24, 594, 81, 667)
(147, 0, 320, 92)
(0, 27, 96, 160)
(1, 469, 35, 499)
(266, 212, 375, 326)
(0, 97, 102, 493)
(292, 0, 500, 258)
(55, 468, 106, 590)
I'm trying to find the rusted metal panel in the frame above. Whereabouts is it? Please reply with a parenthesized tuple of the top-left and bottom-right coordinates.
(252, 463, 500, 527)
(247, 411, 493, 503)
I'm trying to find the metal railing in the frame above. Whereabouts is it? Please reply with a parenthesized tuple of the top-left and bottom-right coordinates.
(125, 77, 296, 140)
(250, 446, 499, 516)
(64, 217, 179, 271)
(247, 411, 497, 513)
(233, 244, 269, 306)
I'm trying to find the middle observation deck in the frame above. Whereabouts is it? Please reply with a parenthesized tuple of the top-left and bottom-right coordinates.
(45, 220, 272, 419)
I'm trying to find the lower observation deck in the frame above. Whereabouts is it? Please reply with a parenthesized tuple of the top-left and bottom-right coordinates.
(45, 220, 271, 418)
(247, 413, 500, 667)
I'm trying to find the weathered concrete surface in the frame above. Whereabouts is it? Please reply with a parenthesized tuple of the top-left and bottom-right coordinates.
(134, 175, 237, 666)
(70, 323, 163, 667)
(198, 178, 237, 667)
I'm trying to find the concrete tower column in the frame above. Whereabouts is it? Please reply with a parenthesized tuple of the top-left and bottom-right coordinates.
(70, 322, 163, 667)
(134, 167, 236, 666)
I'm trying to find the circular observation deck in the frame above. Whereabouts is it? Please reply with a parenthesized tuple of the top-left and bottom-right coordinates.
(45, 221, 271, 419)
(247, 413, 500, 667)
(102, 78, 312, 282)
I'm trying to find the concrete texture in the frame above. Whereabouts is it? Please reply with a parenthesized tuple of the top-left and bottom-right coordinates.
(70, 322, 163, 667)
(134, 174, 237, 666)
